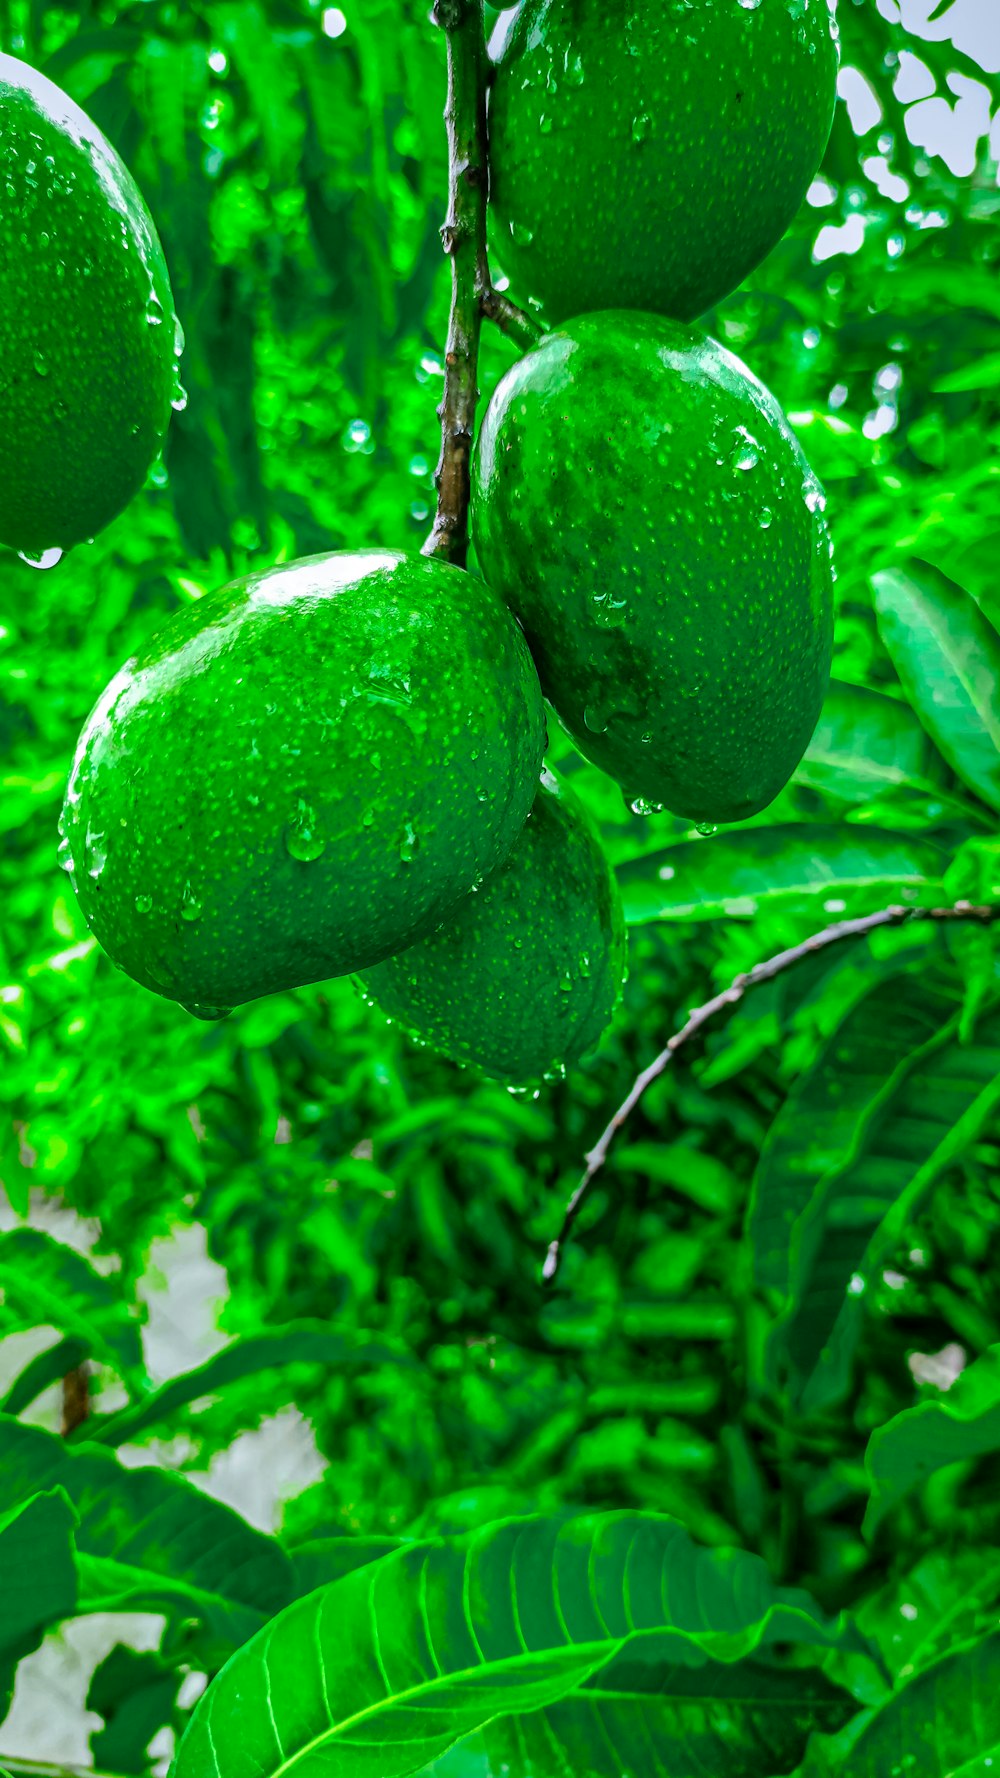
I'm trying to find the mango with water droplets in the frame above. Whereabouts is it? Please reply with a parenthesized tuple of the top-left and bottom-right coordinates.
(0, 54, 179, 557)
(488, 0, 838, 325)
(59, 550, 545, 1009)
(472, 311, 834, 824)
(359, 770, 626, 1084)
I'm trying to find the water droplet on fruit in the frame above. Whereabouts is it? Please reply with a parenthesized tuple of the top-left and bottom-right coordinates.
(17, 546, 63, 570)
(803, 475, 828, 515)
(558, 970, 573, 994)
(134, 893, 153, 914)
(631, 113, 652, 144)
(539, 113, 554, 134)
(362, 806, 375, 827)
(183, 1002, 231, 1021)
(563, 50, 585, 85)
(173, 313, 186, 357)
(180, 884, 203, 921)
(578, 953, 592, 978)
(145, 293, 165, 326)
(510, 220, 534, 247)
(32, 349, 48, 377)
(730, 426, 760, 471)
(739, 0, 762, 10)
(759, 506, 774, 529)
(285, 803, 326, 862)
(399, 821, 421, 865)
(583, 704, 609, 734)
(171, 380, 188, 413)
(695, 821, 718, 837)
(630, 796, 665, 816)
(85, 828, 107, 880)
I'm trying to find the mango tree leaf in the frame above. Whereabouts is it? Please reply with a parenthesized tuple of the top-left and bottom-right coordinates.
(0, 1334, 89, 1418)
(767, 999, 1000, 1411)
(287, 1535, 406, 1599)
(476, 1659, 857, 1778)
(864, 1345, 1000, 1538)
(0, 1229, 147, 1394)
(747, 982, 951, 1296)
(873, 560, 1000, 812)
(88, 1643, 181, 1775)
(172, 1511, 867, 1778)
(0, 1487, 79, 1717)
(803, 1632, 1000, 1778)
(795, 679, 951, 807)
(619, 827, 946, 925)
(83, 1321, 417, 1448)
(858, 1549, 1000, 1681)
(0, 1417, 293, 1664)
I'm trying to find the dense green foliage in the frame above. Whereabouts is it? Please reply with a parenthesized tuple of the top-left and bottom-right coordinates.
(0, 53, 178, 556)
(472, 310, 834, 822)
(1, 0, 1000, 1773)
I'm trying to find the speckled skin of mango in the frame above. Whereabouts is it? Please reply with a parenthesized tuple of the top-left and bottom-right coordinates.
(488, 0, 838, 325)
(59, 551, 546, 1012)
(360, 768, 626, 1083)
(0, 54, 178, 558)
(472, 311, 834, 824)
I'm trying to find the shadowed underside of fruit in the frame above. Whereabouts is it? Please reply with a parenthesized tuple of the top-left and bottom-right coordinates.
(0, 53, 178, 557)
(360, 768, 627, 1083)
(472, 310, 834, 825)
(488, 0, 838, 326)
(59, 550, 546, 1010)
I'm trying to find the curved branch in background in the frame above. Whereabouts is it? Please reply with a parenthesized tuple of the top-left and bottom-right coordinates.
(542, 900, 1000, 1284)
(424, 0, 541, 567)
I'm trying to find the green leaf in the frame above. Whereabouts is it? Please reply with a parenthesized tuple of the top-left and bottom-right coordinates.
(83, 1321, 417, 1447)
(172, 1511, 862, 1778)
(932, 349, 1000, 392)
(618, 827, 945, 924)
(0, 1334, 89, 1418)
(795, 679, 950, 807)
(0, 1417, 293, 1663)
(758, 990, 1000, 1409)
(864, 1345, 1000, 1538)
(287, 1535, 406, 1599)
(748, 982, 950, 1295)
(0, 1487, 78, 1716)
(873, 560, 1000, 812)
(0, 1228, 147, 1393)
(88, 1643, 181, 1775)
(804, 1632, 1000, 1778)
(475, 1659, 856, 1778)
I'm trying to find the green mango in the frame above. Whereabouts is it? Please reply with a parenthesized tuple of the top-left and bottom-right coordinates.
(59, 550, 546, 1012)
(360, 769, 626, 1083)
(488, 0, 838, 325)
(0, 54, 179, 559)
(472, 311, 834, 824)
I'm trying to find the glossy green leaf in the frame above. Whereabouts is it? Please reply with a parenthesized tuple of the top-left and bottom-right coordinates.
(172, 1511, 861, 1778)
(795, 679, 950, 807)
(475, 1659, 857, 1778)
(0, 1417, 293, 1662)
(804, 1632, 1000, 1778)
(88, 1643, 181, 1774)
(0, 1228, 147, 1392)
(0, 1487, 78, 1715)
(84, 1321, 417, 1447)
(864, 1345, 1000, 1537)
(0, 1334, 89, 1418)
(873, 560, 1000, 812)
(287, 1535, 406, 1599)
(619, 827, 945, 924)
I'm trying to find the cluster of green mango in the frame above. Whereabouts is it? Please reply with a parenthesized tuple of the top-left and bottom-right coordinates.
(1, 0, 838, 1084)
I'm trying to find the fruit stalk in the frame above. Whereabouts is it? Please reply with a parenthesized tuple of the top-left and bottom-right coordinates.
(542, 899, 1000, 1283)
(423, 0, 539, 566)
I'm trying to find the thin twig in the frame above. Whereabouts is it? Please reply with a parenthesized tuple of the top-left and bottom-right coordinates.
(423, 0, 540, 566)
(542, 900, 1000, 1283)
(423, 0, 489, 567)
(61, 1360, 91, 1436)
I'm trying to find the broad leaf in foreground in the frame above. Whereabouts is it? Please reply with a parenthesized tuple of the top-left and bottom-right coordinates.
(873, 559, 1000, 812)
(803, 1631, 1000, 1777)
(795, 678, 950, 808)
(84, 1320, 416, 1447)
(0, 1228, 147, 1393)
(0, 1417, 293, 1661)
(172, 1511, 865, 1778)
(475, 1657, 856, 1778)
(864, 1344, 1000, 1537)
(287, 1535, 405, 1599)
(0, 1488, 78, 1716)
(619, 826, 945, 925)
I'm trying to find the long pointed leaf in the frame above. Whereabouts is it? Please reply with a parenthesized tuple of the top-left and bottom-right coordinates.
(804, 1632, 1000, 1777)
(864, 1345, 1000, 1537)
(172, 1512, 864, 1778)
(0, 1488, 78, 1716)
(0, 1229, 147, 1393)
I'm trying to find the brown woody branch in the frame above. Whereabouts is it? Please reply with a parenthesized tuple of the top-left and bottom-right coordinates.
(423, 0, 541, 567)
(542, 900, 1000, 1283)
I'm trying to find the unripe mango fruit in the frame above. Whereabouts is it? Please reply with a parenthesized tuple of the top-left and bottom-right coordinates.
(488, 0, 838, 325)
(0, 54, 179, 558)
(360, 769, 626, 1083)
(59, 551, 546, 1012)
(472, 311, 834, 825)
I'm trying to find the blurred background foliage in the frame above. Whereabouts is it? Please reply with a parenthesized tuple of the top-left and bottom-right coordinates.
(1, 0, 1000, 1765)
